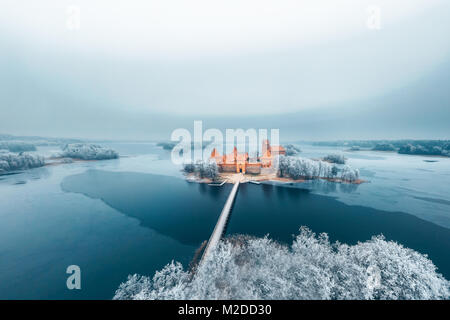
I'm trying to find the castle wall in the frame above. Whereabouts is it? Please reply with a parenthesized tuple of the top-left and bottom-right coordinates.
(212, 140, 281, 175)
(246, 164, 261, 174)
(220, 164, 237, 172)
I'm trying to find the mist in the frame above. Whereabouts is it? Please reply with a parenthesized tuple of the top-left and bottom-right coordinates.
(1, 0, 449, 141)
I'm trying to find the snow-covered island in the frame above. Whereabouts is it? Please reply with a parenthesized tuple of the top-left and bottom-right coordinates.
(59, 143, 119, 160)
(183, 155, 362, 185)
(278, 155, 360, 183)
(315, 140, 450, 157)
(0, 141, 119, 174)
(0, 151, 45, 174)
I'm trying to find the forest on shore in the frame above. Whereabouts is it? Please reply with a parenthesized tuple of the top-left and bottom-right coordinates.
(311, 140, 450, 157)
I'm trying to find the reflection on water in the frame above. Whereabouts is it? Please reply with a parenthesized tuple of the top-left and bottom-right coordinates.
(339, 183, 359, 193)
(1, 167, 51, 185)
(270, 179, 361, 195)
(298, 180, 338, 194)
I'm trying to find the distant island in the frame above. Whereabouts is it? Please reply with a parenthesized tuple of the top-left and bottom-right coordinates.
(0, 141, 37, 152)
(0, 134, 119, 174)
(157, 140, 212, 151)
(58, 143, 119, 160)
(322, 153, 346, 164)
(312, 140, 450, 157)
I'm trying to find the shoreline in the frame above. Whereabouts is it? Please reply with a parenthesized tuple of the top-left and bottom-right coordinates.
(45, 157, 115, 166)
(184, 172, 366, 185)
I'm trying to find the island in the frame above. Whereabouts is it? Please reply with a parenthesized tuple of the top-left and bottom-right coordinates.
(183, 140, 363, 185)
(58, 143, 119, 160)
(314, 140, 450, 157)
(0, 151, 45, 174)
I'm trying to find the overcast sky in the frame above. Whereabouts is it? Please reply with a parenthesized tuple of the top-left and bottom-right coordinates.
(1, 0, 449, 139)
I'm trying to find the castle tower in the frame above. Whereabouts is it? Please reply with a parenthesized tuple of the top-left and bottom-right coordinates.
(260, 139, 273, 168)
(210, 148, 223, 164)
(211, 148, 220, 158)
(262, 139, 271, 157)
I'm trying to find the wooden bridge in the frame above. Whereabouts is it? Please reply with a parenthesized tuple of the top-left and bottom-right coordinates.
(199, 180, 240, 264)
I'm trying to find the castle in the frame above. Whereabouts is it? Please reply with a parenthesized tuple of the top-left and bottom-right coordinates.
(210, 140, 285, 174)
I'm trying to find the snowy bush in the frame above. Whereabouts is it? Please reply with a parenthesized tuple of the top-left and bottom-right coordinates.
(0, 151, 45, 173)
(340, 165, 360, 182)
(114, 227, 450, 300)
(61, 144, 119, 160)
(323, 154, 346, 164)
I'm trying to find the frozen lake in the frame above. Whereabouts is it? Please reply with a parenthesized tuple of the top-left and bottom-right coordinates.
(0, 142, 449, 299)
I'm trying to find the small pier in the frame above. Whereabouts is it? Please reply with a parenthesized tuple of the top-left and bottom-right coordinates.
(208, 180, 227, 187)
(200, 180, 240, 264)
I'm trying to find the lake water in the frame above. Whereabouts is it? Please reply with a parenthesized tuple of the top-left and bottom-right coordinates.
(0, 142, 449, 299)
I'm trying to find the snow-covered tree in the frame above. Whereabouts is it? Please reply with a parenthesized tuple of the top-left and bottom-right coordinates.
(323, 154, 346, 164)
(340, 165, 360, 182)
(196, 160, 218, 180)
(183, 162, 196, 173)
(203, 161, 219, 180)
(284, 144, 301, 156)
(0, 151, 45, 173)
(183, 160, 219, 180)
(0, 160, 10, 173)
(331, 165, 339, 177)
(60, 144, 119, 160)
(114, 227, 450, 300)
(277, 156, 352, 180)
